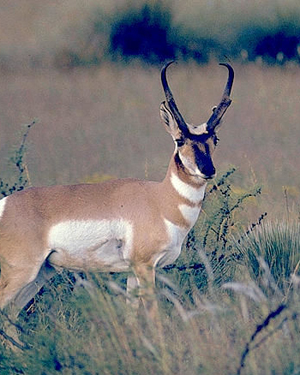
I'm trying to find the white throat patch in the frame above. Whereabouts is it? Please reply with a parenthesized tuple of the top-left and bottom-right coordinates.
(171, 173, 206, 204)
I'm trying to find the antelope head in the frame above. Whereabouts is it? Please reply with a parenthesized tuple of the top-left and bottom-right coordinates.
(160, 62, 234, 180)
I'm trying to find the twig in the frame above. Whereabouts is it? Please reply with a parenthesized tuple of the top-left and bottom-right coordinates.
(236, 303, 287, 375)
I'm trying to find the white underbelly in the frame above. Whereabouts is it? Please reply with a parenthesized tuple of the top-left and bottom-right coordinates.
(48, 219, 133, 271)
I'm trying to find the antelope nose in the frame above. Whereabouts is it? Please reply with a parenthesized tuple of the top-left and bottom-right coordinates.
(201, 165, 216, 180)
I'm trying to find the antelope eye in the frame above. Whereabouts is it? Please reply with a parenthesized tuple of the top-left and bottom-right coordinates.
(175, 139, 185, 147)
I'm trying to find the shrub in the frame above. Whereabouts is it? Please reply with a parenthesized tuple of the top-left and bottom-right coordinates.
(54, 1, 228, 67)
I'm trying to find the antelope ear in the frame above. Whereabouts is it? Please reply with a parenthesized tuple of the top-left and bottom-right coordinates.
(160, 102, 182, 139)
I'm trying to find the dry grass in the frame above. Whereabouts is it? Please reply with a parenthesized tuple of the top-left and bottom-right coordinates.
(1, 266, 299, 375)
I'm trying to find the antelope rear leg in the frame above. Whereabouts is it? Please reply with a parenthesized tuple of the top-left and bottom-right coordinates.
(0, 261, 48, 349)
(13, 262, 56, 312)
(0, 262, 44, 311)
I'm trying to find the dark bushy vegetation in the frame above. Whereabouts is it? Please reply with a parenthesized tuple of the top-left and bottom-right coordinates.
(235, 24, 300, 64)
(109, 2, 218, 65)
(110, 3, 176, 64)
(56, 0, 300, 68)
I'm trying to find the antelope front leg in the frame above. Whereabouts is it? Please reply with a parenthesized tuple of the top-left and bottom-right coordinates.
(126, 275, 140, 311)
(133, 264, 158, 321)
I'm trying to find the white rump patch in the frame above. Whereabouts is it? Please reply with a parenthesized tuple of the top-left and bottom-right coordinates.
(48, 219, 133, 269)
(179, 204, 201, 226)
(0, 197, 7, 219)
(171, 173, 206, 204)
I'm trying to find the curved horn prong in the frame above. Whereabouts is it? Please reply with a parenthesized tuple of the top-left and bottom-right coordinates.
(161, 61, 189, 134)
(206, 63, 234, 131)
(219, 63, 234, 97)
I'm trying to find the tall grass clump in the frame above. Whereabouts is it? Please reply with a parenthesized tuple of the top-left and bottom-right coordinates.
(235, 221, 300, 295)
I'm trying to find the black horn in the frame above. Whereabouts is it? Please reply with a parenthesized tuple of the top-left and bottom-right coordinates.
(161, 61, 189, 134)
(206, 63, 234, 131)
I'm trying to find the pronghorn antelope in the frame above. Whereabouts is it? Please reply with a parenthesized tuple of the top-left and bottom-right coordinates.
(0, 62, 234, 324)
